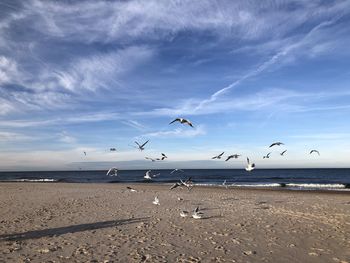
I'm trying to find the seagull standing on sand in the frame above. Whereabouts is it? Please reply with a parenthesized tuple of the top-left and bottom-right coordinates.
(169, 118, 194, 128)
(180, 210, 189, 217)
(269, 142, 284, 148)
(153, 196, 160, 205)
(263, 152, 271, 159)
(126, 186, 137, 192)
(223, 180, 228, 189)
(245, 158, 255, 172)
(106, 167, 118, 176)
(192, 207, 204, 219)
(135, 140, 149, 151)
(280, 150, 287, 156)
(225, 154, 241, 161)
(310, 150, 320, 156)
(212, 152, 224, 159)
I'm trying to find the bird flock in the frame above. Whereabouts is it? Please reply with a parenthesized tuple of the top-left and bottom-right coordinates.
(82, 117, 320, 219)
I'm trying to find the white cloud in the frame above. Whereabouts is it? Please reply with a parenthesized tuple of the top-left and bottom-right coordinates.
(0, 131, 32, 142)
(143, 125, 206, 138)
(58, 131, 76, 144)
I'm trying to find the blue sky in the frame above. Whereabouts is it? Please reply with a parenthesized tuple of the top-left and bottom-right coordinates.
(0, 0, 350, 170)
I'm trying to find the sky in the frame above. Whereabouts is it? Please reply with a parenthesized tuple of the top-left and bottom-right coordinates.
(0, 0, 350, 171)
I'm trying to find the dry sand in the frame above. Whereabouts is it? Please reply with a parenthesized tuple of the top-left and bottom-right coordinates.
(0, 183, 349, 263)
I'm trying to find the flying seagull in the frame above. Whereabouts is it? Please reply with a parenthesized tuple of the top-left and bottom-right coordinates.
(106, 167, 118, 176)
(310, 150, 320, 156)
(135, 140, 149, 151)
(169, 118, 194, 128)
(110, 148, 117, 152)
(280, 150, 287, 156)
(152, 196, 160, 205)
(144, 170, 153, 180)
(170, 182, 182, 190)
(223, 180, 228, 189)
(145, 157, 157, 162)
(263, 152, 271, 159)
(225, 154, 241, 161)
(212, 152, 224, 159)
(180, 177, 194, 191)
(170, 169, 184, 174)
(160, 153, 168, 160)
(83, 151, 87, 156)
(245, 158, 255, 172)
(269, 142, 284, 148)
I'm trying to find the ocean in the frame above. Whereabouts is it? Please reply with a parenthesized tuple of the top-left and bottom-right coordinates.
(0, 168, 350, 191)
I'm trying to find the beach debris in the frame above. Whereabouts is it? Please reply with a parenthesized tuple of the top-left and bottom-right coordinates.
(152, 196, 160, 205)
(169, 118, 194, 128)
(269, 142, 284, 148)
(134, 140, 149, 151)
(245, 158, 255, 172)
(106, 167, 118, 176)
(212, 152, 225, 159)
(225, 154, 241, 161)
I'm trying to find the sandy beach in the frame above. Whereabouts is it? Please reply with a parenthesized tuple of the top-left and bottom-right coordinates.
(0, 183, 349, 263)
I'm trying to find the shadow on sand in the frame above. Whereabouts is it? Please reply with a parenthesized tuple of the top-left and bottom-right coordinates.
(0, 217, 149, 242)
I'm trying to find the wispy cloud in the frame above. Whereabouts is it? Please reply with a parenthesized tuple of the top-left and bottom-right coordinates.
(0, 131, 32, 142)
(142, 126, 206, 138)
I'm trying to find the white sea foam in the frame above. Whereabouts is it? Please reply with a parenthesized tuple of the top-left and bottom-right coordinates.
(2, 178, 57, 182)
(285, 183, 346, 189)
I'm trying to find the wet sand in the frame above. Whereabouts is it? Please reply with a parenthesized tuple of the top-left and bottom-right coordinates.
(0, 183, 349, 262)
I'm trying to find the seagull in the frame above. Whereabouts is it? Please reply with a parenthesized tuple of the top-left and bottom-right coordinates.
(225, 154, 241, 161)
(106, 167, 118, 176)
(177, 197, 183, 201)
(192, 207, 204, 219)
(144, 170, 152, 180)
(223, 180, 228, 189)
(169, 118, 194, 128)
(212, 152, 225, 159)
(160, 153, 168, 160)
(170, 182, 182, 190)
(180, 210, 189, 217)
(135, 140, 149, 151)
(83, 151, 87, 156)
(145, 157, 157, 162)
(245, 158, 255, 172)
(126, 186, 137, 192)
(280, 150, 287, 156)
(263, 152, 271, 159)
(310, 150, 320, 156)
(110, 148, 117, 152)
(170, 169, 184, 174)
(269, 142, 284, 148)
(180, 177, 194, 190)
(152, 196, 160, 205)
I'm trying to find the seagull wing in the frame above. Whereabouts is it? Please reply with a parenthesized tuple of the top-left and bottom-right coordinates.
(218, 152, 224, 157)
(134, 141, 141, 147)
(247, 157, 250, 164)
(169, 118, 180, 124)
(225, 155, 232, 161)
(141, 140, 149, 148)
